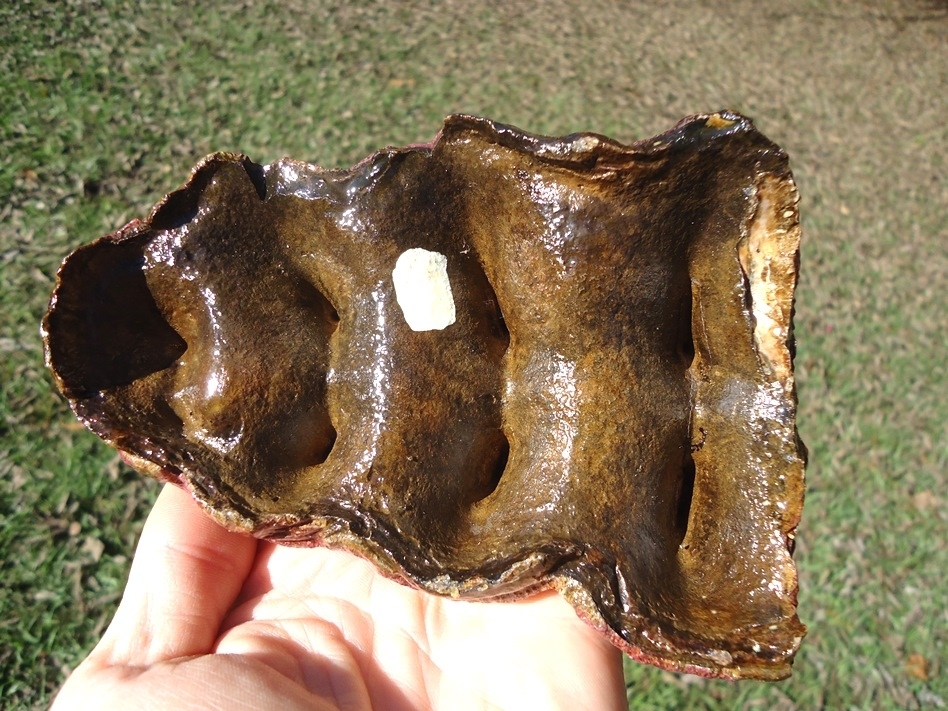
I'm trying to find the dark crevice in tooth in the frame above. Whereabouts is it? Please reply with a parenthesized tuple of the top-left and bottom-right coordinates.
(675, 448, 697, 545)
(45, 229, 187, 398)
(678, 281, 696, 369)
(468, 429, 510, 505)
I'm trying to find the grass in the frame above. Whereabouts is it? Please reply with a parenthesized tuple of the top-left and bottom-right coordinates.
(2, 0, 946, 707)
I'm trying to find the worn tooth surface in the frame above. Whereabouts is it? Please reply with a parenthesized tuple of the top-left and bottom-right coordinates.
(43, 111, 806, 680)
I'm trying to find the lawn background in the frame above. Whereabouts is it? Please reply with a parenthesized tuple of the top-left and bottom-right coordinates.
(1, 0, 945, 708)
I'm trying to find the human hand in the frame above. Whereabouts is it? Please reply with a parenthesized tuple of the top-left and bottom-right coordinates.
(53, 484, 627, 710)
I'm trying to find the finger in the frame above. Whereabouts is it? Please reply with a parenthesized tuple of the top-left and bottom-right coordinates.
(92, 483, 257, 665)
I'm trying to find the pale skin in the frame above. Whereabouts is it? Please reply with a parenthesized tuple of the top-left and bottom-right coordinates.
(53, 484, 627, 710)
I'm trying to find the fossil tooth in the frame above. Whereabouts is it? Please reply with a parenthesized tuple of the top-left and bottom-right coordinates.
(43, 111, 806, 680)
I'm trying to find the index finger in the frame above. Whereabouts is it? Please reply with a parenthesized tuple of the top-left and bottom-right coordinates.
(90, 483, 257, 666)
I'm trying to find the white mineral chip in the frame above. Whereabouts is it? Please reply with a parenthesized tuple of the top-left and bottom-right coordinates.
(392, 248, 456, 331)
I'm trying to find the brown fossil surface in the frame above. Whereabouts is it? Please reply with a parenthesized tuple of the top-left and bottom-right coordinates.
(43, 111, 806, 680)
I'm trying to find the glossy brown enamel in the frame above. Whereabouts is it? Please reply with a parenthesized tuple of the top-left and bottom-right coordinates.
(43, 112, 806, 679)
